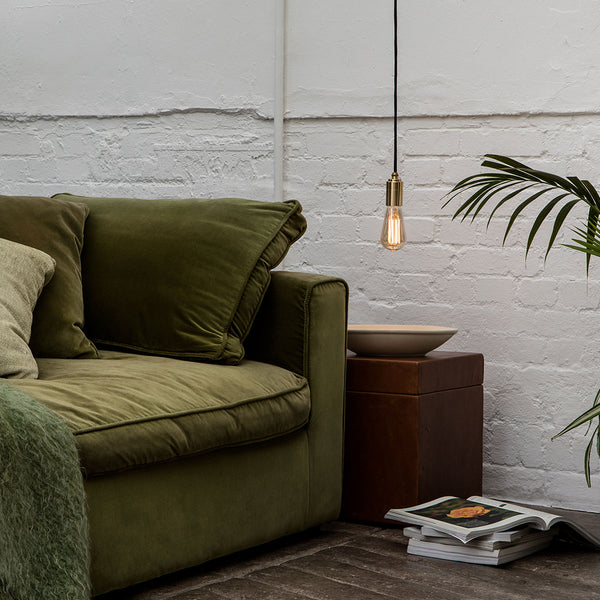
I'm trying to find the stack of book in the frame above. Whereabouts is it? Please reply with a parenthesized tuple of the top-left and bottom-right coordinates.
(385, 495, 600, 566)
(402, 524, 553, 565)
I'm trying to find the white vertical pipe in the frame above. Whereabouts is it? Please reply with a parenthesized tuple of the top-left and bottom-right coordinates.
(274, 0, 285, 202)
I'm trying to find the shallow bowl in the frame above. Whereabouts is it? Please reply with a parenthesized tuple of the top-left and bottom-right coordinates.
(347, 324, 458, 357)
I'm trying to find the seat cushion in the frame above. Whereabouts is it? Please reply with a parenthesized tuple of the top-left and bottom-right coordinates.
(10, 351, 310, 477)
(52, 194, 306, 364)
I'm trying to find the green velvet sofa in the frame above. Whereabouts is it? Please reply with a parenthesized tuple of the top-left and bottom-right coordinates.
(0, 194, 348, 597)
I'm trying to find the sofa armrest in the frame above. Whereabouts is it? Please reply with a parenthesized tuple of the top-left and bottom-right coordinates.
(245, 271, 348, 377)
(245, 270, 348, 525)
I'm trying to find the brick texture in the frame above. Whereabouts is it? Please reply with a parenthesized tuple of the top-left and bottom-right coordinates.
(1, 110, 599, 511)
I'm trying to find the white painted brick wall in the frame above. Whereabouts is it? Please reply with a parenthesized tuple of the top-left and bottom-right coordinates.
(1, 108, 599, 512)
(0, 112, 274, 199)
(282, 113, 600, 512)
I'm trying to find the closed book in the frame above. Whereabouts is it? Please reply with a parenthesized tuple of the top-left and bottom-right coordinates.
(420, 524, 532, 544)
(407, 532, 554, 565)
(404, 526, 551, 552)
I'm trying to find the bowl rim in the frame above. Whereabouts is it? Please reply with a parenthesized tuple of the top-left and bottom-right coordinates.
(347, 324, 457, 335)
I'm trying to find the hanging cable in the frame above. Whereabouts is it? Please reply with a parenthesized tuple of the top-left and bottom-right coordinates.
(393, 0, 397, 173)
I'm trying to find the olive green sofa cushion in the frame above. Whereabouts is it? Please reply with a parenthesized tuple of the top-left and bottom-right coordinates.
(0, 195, 97, 359)
(52, 194, 306, 364)
(11, 350, 310, 477)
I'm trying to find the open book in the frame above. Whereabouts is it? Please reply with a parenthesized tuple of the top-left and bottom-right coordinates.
(385, 496, 600, 545)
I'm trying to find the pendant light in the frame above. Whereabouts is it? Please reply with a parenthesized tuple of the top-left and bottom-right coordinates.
(380, 0, 407, 251)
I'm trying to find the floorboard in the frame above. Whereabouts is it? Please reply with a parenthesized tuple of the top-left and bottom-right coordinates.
(97, 508, 600, 600)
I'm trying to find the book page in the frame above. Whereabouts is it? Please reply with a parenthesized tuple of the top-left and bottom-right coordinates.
(468, 496, 600, 546)
(386, 496, 535, 542)
(468, 497, 550, 528)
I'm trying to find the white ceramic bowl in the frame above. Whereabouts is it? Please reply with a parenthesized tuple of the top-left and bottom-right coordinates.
(347, 324, 458, 357)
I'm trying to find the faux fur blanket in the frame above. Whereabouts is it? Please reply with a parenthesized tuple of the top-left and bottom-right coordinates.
(0, 382, 90, 600)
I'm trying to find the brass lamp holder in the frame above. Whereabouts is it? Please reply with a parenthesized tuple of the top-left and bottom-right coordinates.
(386, 172, 403, 207)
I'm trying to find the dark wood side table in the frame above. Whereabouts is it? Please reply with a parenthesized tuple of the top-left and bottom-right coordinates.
(341, 351, 484, 524)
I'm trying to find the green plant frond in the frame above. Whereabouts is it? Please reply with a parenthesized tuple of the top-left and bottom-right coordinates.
(443, 155, 600, 485)
(480, 159, 528, 173)
(545, 199, 580, 259)
(484, 155, 582, 197)
(486, 183, 538, 228)
(595, 385, 600, 463)
(553, 402, 600, 439)
(481, 160, 575, 194)
(451, 180, 513, 221)
(583, 180, 600, 209)
(450, 173, 505, 190)
(450, 182, 501, 220)
(525, 193, 571, 257)
(567, 176, 597, 206)
(584, 425, 599, 487)
(444, 174, 498, 199)
(480, 161, 543, 184)
(445, 156, 589, 229)
(585, 386, 600, 436)
(552, 392, 600, 487)
(484, 154, 530, 169)
(564, 241, 600, 259)
(566, 225, 600, 259)
(502, 187, 558, 245)
(449, 173, 521, 193)
(443, 176, 509, 210)
(567, 225, 598, 246)
(533, 171, 579, 197)
(464, 181, 524, 222)
(470, 182, 525, 222)
(586, 208, 600, 274)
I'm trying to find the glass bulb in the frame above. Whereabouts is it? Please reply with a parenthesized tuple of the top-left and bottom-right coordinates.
(381, 205, 406, 251)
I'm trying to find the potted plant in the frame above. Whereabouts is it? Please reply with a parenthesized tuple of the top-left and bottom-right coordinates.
(444, 154, 600, 485)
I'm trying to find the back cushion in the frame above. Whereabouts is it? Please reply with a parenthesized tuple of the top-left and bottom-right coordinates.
(53, 195, 306, 364)
(0, 237, 55, 378)
(0, 195, 98, 358)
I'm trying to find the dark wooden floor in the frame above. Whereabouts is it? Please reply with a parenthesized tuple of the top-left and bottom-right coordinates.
(99, 509, 600, 600)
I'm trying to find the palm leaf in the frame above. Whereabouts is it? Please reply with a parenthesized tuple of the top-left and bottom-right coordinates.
(483, 154, 583, 195)
(552, 391, 600, 488)
(566, 222, 600, 259)
(544, 199, 580, 260)
(502, 187, 556, 245)
(583, 426, 599, 487)
(443, 154, 599, 261)
(485, 183, 537, 227)
(444, 154, 600, 484)
(553, 402, 600, 438)
(459, 182, 509, 222)
(525, 194, 570, 257)
(583, 180, 600, 209)
(469, 182, 524, 222)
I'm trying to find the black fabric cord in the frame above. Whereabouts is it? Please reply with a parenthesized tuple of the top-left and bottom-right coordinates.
(393, 0, 398, 173)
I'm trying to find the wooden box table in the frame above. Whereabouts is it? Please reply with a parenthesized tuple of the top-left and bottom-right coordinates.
(341, 351, 484, 524)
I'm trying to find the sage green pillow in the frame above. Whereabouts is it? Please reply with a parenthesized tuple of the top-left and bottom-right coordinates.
(53, 195, 306, 364)
(0, 237, 55, 378)
(0, 196, 98, 358)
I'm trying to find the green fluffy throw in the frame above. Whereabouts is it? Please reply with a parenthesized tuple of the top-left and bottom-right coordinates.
(0, 382, 90, 600)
